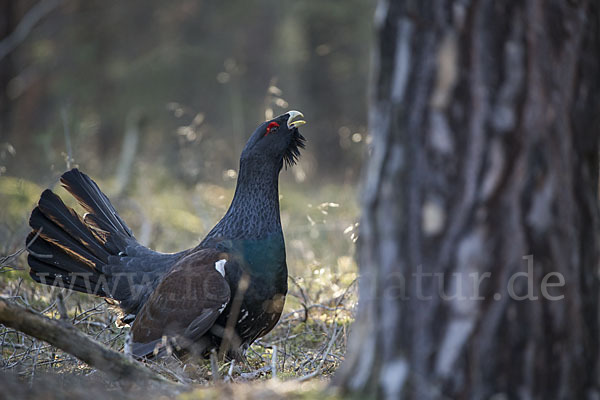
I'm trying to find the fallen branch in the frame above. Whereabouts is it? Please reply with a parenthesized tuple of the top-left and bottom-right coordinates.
(0, 296, 180, 387)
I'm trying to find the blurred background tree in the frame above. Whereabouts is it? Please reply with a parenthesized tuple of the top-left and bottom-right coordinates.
(1, 0, 373, 185)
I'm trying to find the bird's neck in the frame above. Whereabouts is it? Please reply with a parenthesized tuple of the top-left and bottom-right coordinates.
(203, 159, 282, 243)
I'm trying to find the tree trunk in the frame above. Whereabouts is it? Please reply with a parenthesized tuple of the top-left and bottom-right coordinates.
(336, 1, 600, 399)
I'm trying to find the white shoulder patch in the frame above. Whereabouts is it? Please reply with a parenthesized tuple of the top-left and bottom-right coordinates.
(214, 259, 227, 277)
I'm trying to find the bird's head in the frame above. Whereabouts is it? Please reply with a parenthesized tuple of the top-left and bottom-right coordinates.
(240, 111, 306, 170)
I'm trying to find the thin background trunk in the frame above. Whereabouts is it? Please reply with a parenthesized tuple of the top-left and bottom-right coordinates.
(336, 1, 600, 399)
(0, 0, 14, 137)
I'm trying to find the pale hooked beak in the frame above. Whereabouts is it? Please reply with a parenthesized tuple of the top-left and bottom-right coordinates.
(286, 110, 306, 129)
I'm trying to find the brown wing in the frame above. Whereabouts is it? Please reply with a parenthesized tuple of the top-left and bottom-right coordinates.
(130, 249, 230, 356)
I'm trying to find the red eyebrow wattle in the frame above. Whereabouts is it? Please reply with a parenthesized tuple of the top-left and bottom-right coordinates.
(265, 122, 280, 136)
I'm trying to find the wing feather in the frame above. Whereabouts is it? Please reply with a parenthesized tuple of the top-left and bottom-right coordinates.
(130, 249, 230, 357)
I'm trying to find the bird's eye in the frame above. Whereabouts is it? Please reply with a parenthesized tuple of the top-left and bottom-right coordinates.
(265, 122, 280, 136)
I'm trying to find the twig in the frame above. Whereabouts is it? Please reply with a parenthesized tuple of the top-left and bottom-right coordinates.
(227, 359, 236, 379)
(271, 344, 278, 379)
(143, 358, 190, 384)
(296, 322, 340, 382)
(247, 345, 266, 364)
(0, 229, 48, 272)
(210, 348, 220, 383)
(237, 365, 271, 381)
(29, 341, 41, 386)
(124, 331, 132, 358)
(288, 276, 311, 322)
(56, 292, 68, 320)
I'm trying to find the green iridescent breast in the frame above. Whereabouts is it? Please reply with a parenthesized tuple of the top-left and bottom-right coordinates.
(218, 232, 287, 278)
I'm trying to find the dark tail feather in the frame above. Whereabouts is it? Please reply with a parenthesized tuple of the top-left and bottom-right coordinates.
(27, 241, 106, 296)
(36, 190, 110, 263)
(60, 169, 133, 238)
(27, 169, 133, 297)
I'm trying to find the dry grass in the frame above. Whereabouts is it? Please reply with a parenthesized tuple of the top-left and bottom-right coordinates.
(0, 170, 358, 397)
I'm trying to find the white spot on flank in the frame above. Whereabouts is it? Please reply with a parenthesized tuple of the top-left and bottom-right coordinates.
(214, 259, 227, 277)
(219, 302, 228, 313)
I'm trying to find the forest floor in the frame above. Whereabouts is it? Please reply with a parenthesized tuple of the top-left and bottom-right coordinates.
(0, 170, 359, 399)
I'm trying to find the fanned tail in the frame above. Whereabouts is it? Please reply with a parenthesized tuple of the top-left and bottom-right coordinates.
(27, 169, 134, 297)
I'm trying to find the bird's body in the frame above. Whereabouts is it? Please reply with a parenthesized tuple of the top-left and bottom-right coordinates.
(26, 111, 306, 359)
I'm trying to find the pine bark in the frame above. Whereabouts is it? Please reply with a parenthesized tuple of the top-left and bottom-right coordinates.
(336, 1, 600, 399)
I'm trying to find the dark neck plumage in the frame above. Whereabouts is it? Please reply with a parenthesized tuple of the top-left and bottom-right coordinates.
(202, 157, 282, 244)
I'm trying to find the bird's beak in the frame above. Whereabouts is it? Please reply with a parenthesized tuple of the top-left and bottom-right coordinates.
(286, 110, 306, 129)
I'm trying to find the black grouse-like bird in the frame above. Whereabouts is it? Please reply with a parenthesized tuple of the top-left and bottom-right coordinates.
(26, 111, 306, 359)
